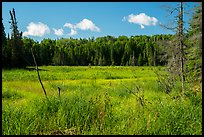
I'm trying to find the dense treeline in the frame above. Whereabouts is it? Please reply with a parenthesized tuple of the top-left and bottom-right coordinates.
(22, 34, 173, 67)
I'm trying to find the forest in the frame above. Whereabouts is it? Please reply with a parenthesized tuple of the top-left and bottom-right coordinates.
(11, 35, 174, 66)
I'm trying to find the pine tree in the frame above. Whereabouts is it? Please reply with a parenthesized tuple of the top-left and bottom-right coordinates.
(166, 2, 185, 96)
(158, 2, 186, 95)
(185, 3, 202, 86)
(9, 8, 25, 68)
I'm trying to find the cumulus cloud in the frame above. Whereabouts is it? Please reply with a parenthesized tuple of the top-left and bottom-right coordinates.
(70, 29, 77, 36)
(64, 18, 100, 36)
(64, 23, 75, 29)
(76, 19, 100, 32)
(53, 28, 64, 36)
(123, 13, 158, 29)
(23, 22, 50, 37)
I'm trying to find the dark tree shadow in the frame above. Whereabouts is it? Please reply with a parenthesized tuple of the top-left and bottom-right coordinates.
(24, 67, 48, 71)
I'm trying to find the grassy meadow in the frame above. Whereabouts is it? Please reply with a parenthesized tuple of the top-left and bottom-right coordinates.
(2, 66, 202, 135)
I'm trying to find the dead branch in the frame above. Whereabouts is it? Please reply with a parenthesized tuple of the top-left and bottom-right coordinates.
(58, 87, 60, 97)
(31, 48, 47, 97)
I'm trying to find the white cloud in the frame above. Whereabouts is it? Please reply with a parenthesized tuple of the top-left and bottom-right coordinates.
(64, 23, 75, 29)
(53, 28, 64, 36)
(64, 18, 100, 36)
(123, 13, 158, 29)
(76, 19, 100, 32)
(69, 29, 77, 36)
(23, 22, 50, 37)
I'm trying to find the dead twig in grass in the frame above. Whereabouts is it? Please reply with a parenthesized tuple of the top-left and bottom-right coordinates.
(121, 83, 152, 107)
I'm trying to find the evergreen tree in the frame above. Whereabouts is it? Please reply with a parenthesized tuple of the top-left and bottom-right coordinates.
(2, 18, 8, 67)
(9, 8, 25, 68)
(185, 3, 202, 85)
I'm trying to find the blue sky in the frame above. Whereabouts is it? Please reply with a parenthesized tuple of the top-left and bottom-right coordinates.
(2, 2, 198, 42)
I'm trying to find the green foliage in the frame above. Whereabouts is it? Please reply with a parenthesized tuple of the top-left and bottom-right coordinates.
(2, 18, 9, 67)
(2, 88, 23, 100)
(185, 3, 202, 84)
(4, 32, 173, 68)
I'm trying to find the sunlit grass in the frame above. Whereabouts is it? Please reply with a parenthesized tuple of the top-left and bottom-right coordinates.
(2, 66, 202, 135)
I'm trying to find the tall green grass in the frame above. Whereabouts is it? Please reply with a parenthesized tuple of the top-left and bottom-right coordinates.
(2, 66, 202, 135)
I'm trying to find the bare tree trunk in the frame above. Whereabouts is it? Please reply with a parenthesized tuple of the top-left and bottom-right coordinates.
(179, 2, 185, 97)
(31, 48, 47, 97)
